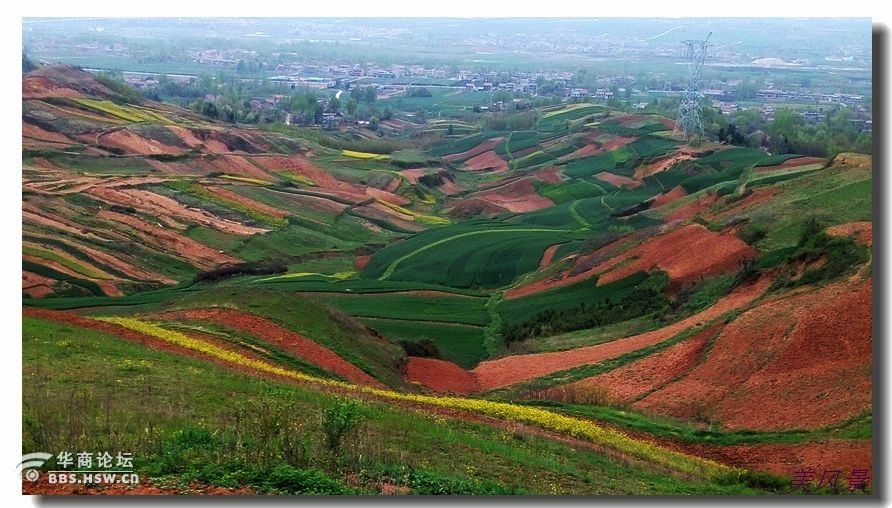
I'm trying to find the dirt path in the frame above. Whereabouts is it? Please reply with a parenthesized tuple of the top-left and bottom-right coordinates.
(539, 244, 562, 269)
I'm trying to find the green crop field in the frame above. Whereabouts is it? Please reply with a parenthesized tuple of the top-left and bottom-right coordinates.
(319, 293, 490, 326)
(360, 318, 488, 368)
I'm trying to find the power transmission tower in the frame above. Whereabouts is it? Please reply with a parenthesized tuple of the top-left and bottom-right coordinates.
(674, 32, 712, 144)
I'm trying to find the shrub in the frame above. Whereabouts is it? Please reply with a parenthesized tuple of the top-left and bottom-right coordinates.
(321, 399, 363, 454)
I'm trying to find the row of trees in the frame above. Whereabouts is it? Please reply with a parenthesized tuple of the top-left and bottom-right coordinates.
(646, 97, 871, 158)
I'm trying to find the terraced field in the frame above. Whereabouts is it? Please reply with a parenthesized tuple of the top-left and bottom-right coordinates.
(22, 66, 873, 495)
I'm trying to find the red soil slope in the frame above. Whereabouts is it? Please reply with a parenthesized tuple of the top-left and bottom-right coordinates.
(635, 278, 871, 431)
(96, 210, 240, 269)
(664, 194, 721, 222)
(506, 223, 755, 298)
(155, 308, 384, 388)
(558, 324, 720, 405)
(539, 244, 562, 269)
(463, 151, 509, 172)
(595, 223, 756, 288)
(442, 137, 505, 162)
(649, 186, 688, 208)
(404, 357, 480, 393)
(460, 177, 554, 213)
(827, 221, 872, 246)
(407, 278, 770, 393)
(595, 171, 641, 189)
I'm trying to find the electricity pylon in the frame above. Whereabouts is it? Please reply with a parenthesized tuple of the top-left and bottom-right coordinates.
(674, 32, 712, 144)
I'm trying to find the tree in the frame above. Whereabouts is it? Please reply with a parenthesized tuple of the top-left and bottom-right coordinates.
(328, 95, 341, 113)
(345, 98, 358, 116)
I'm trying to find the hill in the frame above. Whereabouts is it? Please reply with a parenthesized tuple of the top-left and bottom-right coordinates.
(22, 66, 872, 495)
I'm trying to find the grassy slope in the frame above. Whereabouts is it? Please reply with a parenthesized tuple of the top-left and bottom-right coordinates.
(23, 317, 772, 495)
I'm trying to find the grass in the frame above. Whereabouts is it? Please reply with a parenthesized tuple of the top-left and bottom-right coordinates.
(22, 260, 106, 297)
(23, 245, 111, 280)
(165, 181, 288, 228)
(49, 316, 738, 482)
(487, 320, 720, 397)
(497, 271, 652, 327)
(514, 401, 872, 447)
(320, 293, 490, 326)
(24, 318, 772, 494)
(360, 318, 488, 369)
(364, 223, 578, 289)
(71, 98, 173, 124)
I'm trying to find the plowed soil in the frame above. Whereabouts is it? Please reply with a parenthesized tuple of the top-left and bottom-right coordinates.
(87, 187, 266, 236)
(404, 357, 479, 393)
(154, 308, 385, 388)
(463, 151, 509, 172)
(595, 171, 642, 189)
(557, 144, 601, 163)
(754, 156, 825, 173)
(708, 189, 778, 222)
(98, 129, 187, 155)
(205, 186, 288, 218)
(826, 221, 872, 246)
(634, 151, 696, 179)
(650, 186, 688, 208)
(539, 244, 562, 269)
(664, 194, 721, 222)
(461, 177, 553, 213)
(594, 224, 756, 288)
(96, 210, 240, 269)
(601, 136, 637, 152)
(408, 278, 770, 393)
(22, 121, 75, 145)
(22, 76, 84, 99)
(354, 255, 371, 270)
(209, 155, 275, 182)
(443, 137, 505, 162)
(559, 323, 720, 405)
(635, 278, 871, 431)
(22, 271, 57, 298)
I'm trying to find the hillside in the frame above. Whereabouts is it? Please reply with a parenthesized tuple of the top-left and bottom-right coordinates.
(22, 66, 872, 495)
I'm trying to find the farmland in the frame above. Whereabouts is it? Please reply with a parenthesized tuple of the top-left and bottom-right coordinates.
(21, 64, 873, 495)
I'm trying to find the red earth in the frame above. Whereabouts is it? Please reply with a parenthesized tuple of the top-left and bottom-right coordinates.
(708, 188, 778, 222)
(754, 156, 825, 173)
(506, 223, 755, 298)
(462, 150, 509, 172)
(634, 277, 871, 431)
(664, 194, 722, 222)
(634, 150, 697, 179)
(442, 137, 505, 163)
(558, 323, 721, 405)
(354, 255, 372, 270)
(826, 221, 872, 246)
(539, 244, 562, 269)
(594, 223, 757, 289)
(205, 186, 289, 218)
(154, 308, 385, 388)
(649, 186, 688, 208)
(459, 177, 554, 213)
(404, 357, 479, 393)
(595, 171, 641, 189)
(95, 210, 240, 270)
(600, 136, 638, 152)
(407, 278, 771, 393)
(557, 143, 602, 163)
(98, 129, 187, 156)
